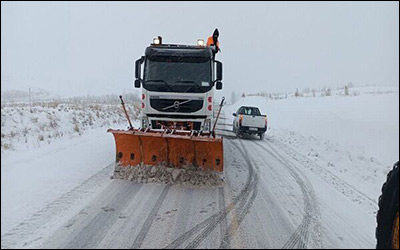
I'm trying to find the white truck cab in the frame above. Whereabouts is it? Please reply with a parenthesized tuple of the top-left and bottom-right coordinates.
(134, 38, 223, 132)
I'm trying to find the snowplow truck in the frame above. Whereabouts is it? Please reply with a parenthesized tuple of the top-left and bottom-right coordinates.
(108, 30, 224, 187)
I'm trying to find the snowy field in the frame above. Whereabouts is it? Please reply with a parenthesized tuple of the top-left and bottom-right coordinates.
(229, 86, 399, 200)
(1, 85, 399, 248)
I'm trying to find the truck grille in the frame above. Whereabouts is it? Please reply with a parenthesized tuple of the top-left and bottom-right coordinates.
(150, 99, 204, 113)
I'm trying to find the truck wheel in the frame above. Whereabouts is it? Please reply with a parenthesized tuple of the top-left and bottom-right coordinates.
(376, 162, 399, 249)
(259, 133, 265, 140)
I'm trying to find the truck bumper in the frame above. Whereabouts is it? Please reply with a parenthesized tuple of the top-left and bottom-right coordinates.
(238, 126, 267, 134)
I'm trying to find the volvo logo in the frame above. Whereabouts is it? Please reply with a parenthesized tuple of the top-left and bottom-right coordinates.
(162, 99, 193, 111)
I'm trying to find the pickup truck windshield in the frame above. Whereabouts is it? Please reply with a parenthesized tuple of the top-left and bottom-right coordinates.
(238, 107, 261, 116)
(144, 57, 212, 93)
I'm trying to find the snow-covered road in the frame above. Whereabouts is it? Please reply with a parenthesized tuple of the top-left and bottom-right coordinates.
(1, 123, 377, 249)
(4, 88, 397, 249)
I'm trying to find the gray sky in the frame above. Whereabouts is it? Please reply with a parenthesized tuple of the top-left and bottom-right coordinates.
(1, 1, 399, 97)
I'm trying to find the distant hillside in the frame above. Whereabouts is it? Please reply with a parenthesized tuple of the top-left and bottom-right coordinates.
(1, 89, 50, 102)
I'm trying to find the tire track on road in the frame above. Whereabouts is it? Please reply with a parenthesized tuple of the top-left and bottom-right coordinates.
(164, 139, 257, 249)
(218, 187, 230, 249)
(184, 139, 258, 249)
(219, 140, 260, 249)
(64, 181, 143, 249)
(270, 137, 378, 213)
(254, 141, 322, 249)
(131, 185, 171, 249)
(219, 179, 259, 249)
(1, 163, 114, 249)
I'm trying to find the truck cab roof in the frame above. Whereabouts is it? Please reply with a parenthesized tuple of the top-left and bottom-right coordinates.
(145, 44, 213, 59)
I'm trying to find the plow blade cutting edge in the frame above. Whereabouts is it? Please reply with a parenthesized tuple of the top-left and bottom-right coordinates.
(108, 129, 224, 187)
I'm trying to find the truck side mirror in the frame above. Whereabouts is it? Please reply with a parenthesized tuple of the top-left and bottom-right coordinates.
(134, 79, 141, 88)
(216, 81, 223, 90)
(216, 61, 223, 81)
(135, 58, 141, 79)
(134, 56, 145, 88)
(232, 113, 237, 117)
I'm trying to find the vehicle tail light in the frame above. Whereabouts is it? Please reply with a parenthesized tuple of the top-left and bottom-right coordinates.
(142, 103, 145, 109)
(142, 94, 145, 100)
(208, 105, 212, 111)
(208, 96, 212, 103)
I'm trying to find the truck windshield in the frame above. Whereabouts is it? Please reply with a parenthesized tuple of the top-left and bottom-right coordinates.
(144, 57, 212, 93)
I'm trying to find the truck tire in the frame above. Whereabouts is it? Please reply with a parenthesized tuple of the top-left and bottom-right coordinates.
(259, 133, 265, 140)
(376, 162, 399, 249)
(235, 127, 241, 139)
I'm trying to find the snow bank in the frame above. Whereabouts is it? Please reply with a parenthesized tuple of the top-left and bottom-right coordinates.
(1, 99, 140, 152)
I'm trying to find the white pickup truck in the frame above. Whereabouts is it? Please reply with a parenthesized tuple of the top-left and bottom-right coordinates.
(232, 106, 268, 140)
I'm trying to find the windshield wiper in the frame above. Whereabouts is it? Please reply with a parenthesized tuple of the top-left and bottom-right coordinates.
(173, 80, 203, 93)
(183, 85, 203, 93)
(145, 79, 172, 90)
(174, 80, 196, 84)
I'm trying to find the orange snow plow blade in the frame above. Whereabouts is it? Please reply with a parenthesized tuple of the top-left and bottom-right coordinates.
(108, 129, 224, 186)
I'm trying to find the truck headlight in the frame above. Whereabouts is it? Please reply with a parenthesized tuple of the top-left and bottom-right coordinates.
(203, 119, 211, 132)
(153, 37, 161, 45)
(141, 117, 149, 128)
(197, 39, 205, 46)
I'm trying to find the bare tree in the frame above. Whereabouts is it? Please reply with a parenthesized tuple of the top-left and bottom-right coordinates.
(344, 85, 349, 96)
(325, 88, 332, 96)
